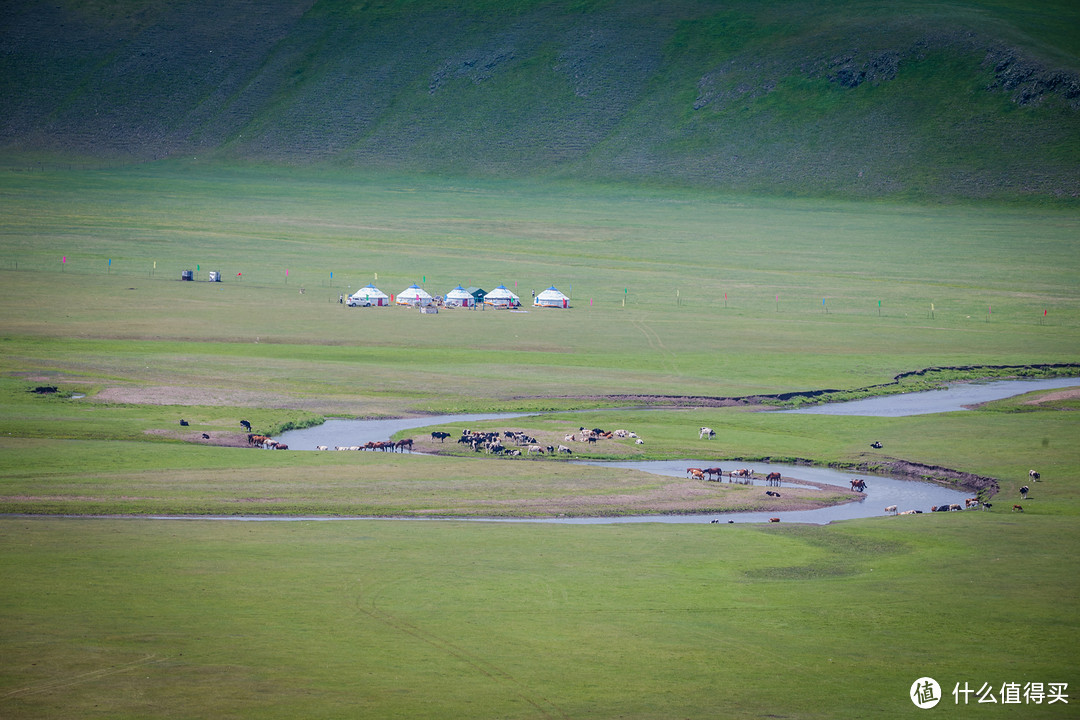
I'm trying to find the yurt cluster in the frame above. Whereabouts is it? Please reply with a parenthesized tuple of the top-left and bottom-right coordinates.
(347, 283, 571, 309)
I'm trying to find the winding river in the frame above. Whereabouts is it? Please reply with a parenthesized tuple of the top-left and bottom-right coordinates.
(274, 377, 1076, 524)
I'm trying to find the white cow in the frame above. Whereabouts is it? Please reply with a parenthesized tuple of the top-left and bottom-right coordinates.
(700, 427, 715, 439)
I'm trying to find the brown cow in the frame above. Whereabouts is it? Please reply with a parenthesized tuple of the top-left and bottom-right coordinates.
(689, 469, 705, 481)
(769, 517, 780, 523)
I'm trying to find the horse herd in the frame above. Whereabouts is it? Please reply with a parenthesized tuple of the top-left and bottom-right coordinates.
(684, 467, 784, 486)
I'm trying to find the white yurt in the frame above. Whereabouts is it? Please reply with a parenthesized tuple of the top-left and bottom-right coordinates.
(396, 283, 434, 306)
(349, 284, 389, 306)
(444, 285, 475, 308)
(484, 284, 521, 308)
(534, 286, 570, 308)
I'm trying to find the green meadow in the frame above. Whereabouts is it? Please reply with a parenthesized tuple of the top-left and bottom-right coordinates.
(1, 165, 1078, 717)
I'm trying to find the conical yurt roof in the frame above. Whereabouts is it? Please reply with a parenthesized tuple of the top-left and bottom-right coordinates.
(396, 283, 433, 303)
(484, 284, 520, 302)
(534, 286, 569, 305)
(445, 285, 473, 301)
(350, 283, 388, 300)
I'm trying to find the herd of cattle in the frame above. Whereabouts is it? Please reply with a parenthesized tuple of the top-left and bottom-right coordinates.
(885, 469, 1041, 516)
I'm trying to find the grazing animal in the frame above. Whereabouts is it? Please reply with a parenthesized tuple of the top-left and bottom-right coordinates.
(689, 469, 705, 481)
(850, 479, 866, 492)
(557, 445, 572, 454)
(635, 438, 644, 444)
(934, 504, 952, 512)
(316, 446, 329, 451)
(564, 434, 576, 442)
(240, 420, 251, 431)
(528, 445, 544, 454)
(982, 503, 992, 511)
(766, 491, 781, 497)
(586, 435, 597, 444)
(870, 441, 883, 449)
(396, 438, 413, 453)
(1029, 470, 1041, 481)
(201, 433, 210, 439)
(949, 504, 962, 512)
(179, 419, 189, 426)
(899, 510, 915, 515)
(699, 427, 715, 439)
(769, 517, 780, 523)
(686, 467, 704, 478)
(766, 472, 782, 486)
(431, 431, 451, 442)
(965, 498, 979, 508)
(274, 443, 288, 450)
(1020, 485, 1029, 499)
(885, 505, 898, 515)
(710, 519, 719, 523)
(703, 467, 723, 481)
(1013, 504, 1024, 512)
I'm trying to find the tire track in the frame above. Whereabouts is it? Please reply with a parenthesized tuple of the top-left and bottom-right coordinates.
(354, 596, 568, 719)
(629, 315, 677, 375)
(2, 654, 164, 700)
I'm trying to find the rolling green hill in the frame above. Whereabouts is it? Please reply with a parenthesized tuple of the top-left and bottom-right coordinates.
(2, 0, 1078, 200)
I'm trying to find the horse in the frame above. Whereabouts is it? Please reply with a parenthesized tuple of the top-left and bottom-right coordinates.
(703, 467, 723, 481)
(689, 469, 705, 481)
(686, 467, 704, 478)
(396, 438, 413, 453)
(699, 427, 715, 439)
(850, 479, 866, 492)
(766, 472, 782, 486)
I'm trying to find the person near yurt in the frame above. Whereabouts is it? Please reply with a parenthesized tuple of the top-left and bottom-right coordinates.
(534, 286, 570, 308)
(444, 285, 474, 308)
(484, 284, 520, 308)
(395, 283, 434, 307)
(348, 284, 389, 306)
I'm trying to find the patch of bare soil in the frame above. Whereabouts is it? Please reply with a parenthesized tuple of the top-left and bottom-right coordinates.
(144, 428, 252, 447)
(1023, 387, 1080, 404)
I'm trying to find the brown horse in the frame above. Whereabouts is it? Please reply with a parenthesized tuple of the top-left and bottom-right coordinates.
(766, 472, 782, 486)
(703, 467, 723, 481)
(850, 479, 867, 492)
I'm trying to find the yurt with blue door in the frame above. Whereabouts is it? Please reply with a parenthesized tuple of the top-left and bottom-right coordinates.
(534, 286, 570, 308)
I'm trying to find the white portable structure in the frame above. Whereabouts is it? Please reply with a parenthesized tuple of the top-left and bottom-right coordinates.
(349, 284, 390, 306)
(533, 286, 570, 308)
(396, 284, 434, 306)
(444, 285, 475, 307)
(483, 284, 521, 308)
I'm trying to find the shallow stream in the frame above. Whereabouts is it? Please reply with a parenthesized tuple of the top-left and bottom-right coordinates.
(273, 377, 1076, 524)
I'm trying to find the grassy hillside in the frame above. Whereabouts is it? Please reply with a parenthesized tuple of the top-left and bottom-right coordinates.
(2, 0, 1078, 200)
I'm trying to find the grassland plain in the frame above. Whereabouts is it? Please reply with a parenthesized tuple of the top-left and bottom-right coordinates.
(0, 165, 1078, 717)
